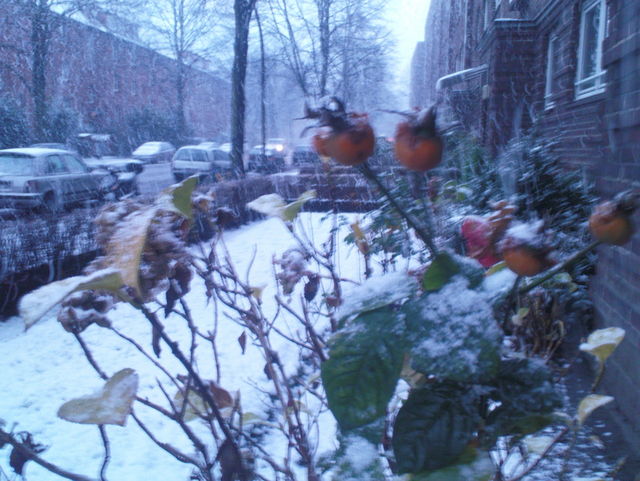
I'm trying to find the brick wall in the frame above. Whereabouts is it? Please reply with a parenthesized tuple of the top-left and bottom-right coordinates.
(413, 0, 640, 432)
(591, 0, 640, 435)
(0, 3, 229, 141)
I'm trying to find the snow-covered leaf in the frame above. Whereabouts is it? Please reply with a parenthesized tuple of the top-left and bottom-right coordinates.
(579, 328, 625, 364)
(247, 193, 287, 217)
(104, 206, 158, 296)
(524, 435, 555, 455)
(336, 270, 418, 322)
(577, 395, 614, 426)
(511, 307, 530, 327)
(402, 279, 502, 383)
(250, 284, 266, 301)
(19, 268, 123, 330)
(57, 369, 138, 426)
(247, 190, 316, 222)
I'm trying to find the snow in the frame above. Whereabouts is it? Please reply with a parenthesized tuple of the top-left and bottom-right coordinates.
(0, 213, 360, 480)
(336, 270, 418, 321)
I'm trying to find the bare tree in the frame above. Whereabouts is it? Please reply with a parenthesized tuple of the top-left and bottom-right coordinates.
(142, 0, 221, 141)
(264, 0, 393, 109)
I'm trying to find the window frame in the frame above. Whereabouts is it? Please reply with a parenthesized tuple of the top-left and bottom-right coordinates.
(575, 0, 607, 99)
(545, 34, 560, 109)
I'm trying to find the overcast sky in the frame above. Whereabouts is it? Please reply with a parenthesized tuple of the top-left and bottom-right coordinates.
(386, 0, 432, 106)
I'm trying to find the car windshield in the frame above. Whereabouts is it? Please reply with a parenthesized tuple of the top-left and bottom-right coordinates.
(0, 154, 36, 175)
(175, 149, 208, 162)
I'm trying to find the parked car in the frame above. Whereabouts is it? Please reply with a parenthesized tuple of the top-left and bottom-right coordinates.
(266, 138, 288, 156)
(291, 145, 319, 165)
(198, 141, 219, 150)
(84, 158, 144, 199)
(248, 145, 285, 173)
(0, 148, 112, 213)
(171, 145, 233, 182)
(29, 142, 77, 153)
(132, 141, 175, 163)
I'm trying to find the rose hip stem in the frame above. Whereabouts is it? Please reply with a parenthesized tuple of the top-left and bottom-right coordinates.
(518, 240, 601, 295)
(358, 163, 439, 258)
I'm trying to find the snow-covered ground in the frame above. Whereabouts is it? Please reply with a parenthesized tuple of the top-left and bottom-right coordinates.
(0, 213, 364, 481)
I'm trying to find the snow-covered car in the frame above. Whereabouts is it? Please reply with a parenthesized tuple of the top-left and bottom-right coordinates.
(171, 145, 233, 182)
(83, 157, 144, 198)
(132, 141, 175, 163)
(29, 142, 77, 153)
(291, 145, 319, 165)
(248, 145, 285, 173)
(0, 147, 111, 213)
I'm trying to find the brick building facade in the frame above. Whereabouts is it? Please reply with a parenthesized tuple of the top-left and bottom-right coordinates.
(412, 0, 640, 437)
(0, 2, 229, 144)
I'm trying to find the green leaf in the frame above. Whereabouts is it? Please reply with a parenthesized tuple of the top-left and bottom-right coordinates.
(577, 394, 614, 426)
(19, 268, 124, 330)
(104, 206, 158, 296)
(402, 288, 502, 383)
(162, 175, 199, 219)
(408, 448, 494, 480)
(485, 358, 562, 436)
(322, 307, 405, 431)
(392, 384, 479, 474)
(57, 369, 138, 426)
(422, 252, 484, 292)
(282, 190, 316, 221)
(422, 252, 460, 292)
(485, 261, 507, 276)
(579, 327, 625, 365)
(174, 388, 208, 422)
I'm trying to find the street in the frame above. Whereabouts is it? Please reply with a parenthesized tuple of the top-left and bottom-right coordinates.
(137, 162, 175, 196)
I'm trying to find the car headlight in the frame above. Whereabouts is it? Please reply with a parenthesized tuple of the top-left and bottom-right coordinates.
(275, 145, 284, 152)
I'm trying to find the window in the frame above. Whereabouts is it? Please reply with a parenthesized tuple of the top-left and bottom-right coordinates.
(575, 0, 607, 98)
(545, 35, 561, 108)
(483, 0, 492, 31)
(64, 155, 89, 173)
(45, 155, 68, 174)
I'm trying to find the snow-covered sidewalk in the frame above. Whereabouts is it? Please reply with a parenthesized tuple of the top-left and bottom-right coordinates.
(0, 214, 361, 481)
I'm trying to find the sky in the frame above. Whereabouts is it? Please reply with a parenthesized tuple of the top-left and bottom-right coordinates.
(386, 0, 432, 106)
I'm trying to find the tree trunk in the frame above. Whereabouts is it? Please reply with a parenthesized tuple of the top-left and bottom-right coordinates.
(230, 0, 257, 177)
(31, 2, 50, 140)
(176, 60, 188, 141)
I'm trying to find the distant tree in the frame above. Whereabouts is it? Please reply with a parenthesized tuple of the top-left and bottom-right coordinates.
(230, 0, 259, 176)
(264, 0, 393, 109)
(141, 0, 222, 142)
(42, 105, 79, 143)
(0, 97, 30, 149)
(1, 0, 140, 140)
(125, 108, 180, 150)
